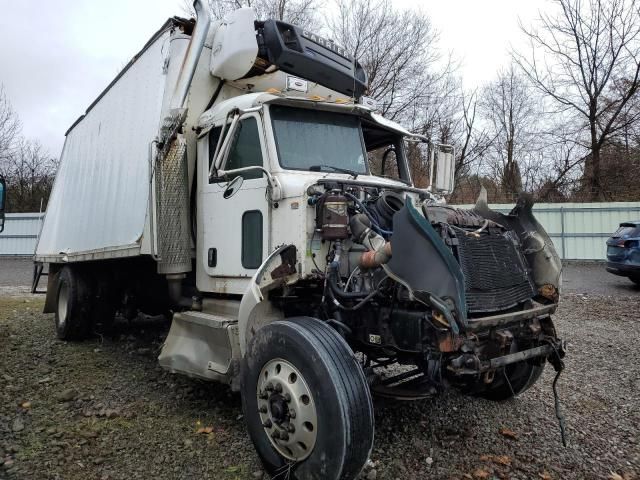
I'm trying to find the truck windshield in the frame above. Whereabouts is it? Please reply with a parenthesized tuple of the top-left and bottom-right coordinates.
(270, 105, 368, 174)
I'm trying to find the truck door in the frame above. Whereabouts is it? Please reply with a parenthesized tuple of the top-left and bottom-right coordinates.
(200, 113, 269, 280)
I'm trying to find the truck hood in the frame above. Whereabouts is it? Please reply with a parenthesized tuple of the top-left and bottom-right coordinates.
(275, 170, 425, 201)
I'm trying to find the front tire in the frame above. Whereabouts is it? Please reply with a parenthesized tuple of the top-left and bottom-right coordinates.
(241, 317, 374, 480)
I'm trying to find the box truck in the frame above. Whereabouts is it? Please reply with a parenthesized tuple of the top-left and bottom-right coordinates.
(1, 2, 567, 477)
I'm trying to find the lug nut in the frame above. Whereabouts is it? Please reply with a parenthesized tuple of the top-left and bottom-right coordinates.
(263, 419, 272, 428)
(274, 383, 283, 393)
(289, 409, 296, 419)
(271, 430, 280, 439)
(280, 432, 289, 441)
(259, 405, 268, 414)
(287, 424, 295, 433)
(265, 382, 274, 392)
(258, 391, 269, 399)
(283, 393, 291, 402)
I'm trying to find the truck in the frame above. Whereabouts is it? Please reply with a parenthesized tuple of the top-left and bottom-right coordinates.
(0, 1, 565, 478)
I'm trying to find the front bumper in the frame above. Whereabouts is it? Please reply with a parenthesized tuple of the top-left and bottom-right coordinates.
(440, 304, 564, 376)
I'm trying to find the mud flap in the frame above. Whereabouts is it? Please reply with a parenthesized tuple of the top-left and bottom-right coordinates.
(384, 199, 467, 331)
(473, 187, 562, 301)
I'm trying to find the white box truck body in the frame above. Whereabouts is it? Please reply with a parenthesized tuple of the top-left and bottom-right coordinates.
(36, 18, 214, 262)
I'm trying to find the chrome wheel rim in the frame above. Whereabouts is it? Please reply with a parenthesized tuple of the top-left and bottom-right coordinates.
(57, 282, 69, 329)
(257, 358, 318, 461)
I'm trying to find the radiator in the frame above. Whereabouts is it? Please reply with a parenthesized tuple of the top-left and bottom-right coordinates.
(456, 231, 535, 313)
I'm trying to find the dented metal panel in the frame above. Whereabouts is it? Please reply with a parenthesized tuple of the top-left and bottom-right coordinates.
(158, 311, 240, 383)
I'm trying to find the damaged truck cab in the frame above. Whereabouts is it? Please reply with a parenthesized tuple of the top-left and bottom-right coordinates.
(32, 2, 565, 478)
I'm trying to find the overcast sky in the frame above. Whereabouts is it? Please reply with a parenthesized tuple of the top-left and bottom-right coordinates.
(0, 0, 546, 157)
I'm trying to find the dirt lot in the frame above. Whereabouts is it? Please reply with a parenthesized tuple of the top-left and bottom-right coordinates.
(1, 262, 639, 480)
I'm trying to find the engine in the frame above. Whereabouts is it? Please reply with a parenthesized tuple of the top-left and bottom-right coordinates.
(286, 181, 565, 399)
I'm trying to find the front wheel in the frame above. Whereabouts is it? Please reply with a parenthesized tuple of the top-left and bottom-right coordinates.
(241, 317, 374, 480)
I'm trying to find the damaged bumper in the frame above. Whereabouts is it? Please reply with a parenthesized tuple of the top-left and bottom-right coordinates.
(441, 305, 565, 378)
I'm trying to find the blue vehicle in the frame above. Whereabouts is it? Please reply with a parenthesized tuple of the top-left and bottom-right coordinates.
(606, 221, 640, 286)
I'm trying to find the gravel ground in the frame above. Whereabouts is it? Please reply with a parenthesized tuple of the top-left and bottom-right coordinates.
(561, 261, 640, 296)
(1, 262, 639, 479)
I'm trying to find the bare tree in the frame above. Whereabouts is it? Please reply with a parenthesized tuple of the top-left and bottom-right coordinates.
(430, 86, 491, 186)
(513, 0, 640, 200)
(182, 0, 320, 28)
(0, 139, 58, 213)
(327, 0, 446, 121)
(479, 65, 541, 197)
(404, 82, 492, 195)
(0, 89, 58, 212)
(0, 85, 21, 166)
(451, 89, 492, 183)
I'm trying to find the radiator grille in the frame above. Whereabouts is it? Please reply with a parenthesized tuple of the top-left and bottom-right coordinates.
(457, 231, 535, 313)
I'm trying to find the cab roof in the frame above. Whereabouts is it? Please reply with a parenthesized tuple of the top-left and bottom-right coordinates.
(197, 92, 419, 139)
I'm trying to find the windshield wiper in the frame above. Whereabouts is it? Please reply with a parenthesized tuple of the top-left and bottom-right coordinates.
(309, 165, 359, 179)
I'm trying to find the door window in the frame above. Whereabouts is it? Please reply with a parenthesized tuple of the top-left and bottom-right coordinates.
(209, 117, 263, 182)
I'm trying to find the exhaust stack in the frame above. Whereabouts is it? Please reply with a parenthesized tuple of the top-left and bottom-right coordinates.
(171, 0, 211, 111)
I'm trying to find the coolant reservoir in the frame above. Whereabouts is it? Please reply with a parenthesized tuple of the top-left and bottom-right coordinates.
(317, 193, 349, 240)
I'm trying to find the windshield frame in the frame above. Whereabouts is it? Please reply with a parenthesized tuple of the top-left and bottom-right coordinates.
(267, 104, 371, 176)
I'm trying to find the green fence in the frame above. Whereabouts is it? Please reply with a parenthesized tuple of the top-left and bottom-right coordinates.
(454, 202, 640, 260)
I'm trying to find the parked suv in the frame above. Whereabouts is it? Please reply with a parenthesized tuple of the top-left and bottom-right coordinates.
(606, 221, 640, 285)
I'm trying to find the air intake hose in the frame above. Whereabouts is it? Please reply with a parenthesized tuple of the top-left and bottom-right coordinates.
(349, 213, 392, 268)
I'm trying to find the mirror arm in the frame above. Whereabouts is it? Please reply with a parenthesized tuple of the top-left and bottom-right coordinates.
(207, 106, 265, 181)
(213, 166, 283, 203)
(208, 110, 241, 180)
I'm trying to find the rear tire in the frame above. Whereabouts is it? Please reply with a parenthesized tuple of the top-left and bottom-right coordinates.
(241, 317, 374, 480)
(54, 266, 93, 340)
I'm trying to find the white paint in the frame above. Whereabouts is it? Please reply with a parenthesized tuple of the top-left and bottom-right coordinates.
(34, 27, 174, 260)
(209, 8, 259, 80)
(198, 112, 270, 292)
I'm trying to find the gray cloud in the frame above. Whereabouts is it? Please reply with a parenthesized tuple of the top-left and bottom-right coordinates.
(0, 0, 181, 157)
(0, 0, 542, 157)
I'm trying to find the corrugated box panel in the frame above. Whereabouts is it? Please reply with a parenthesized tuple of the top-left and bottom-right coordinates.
(0, 213, 44, 256)
(452, 202, 640, 260)
(35, 27, 173, 260)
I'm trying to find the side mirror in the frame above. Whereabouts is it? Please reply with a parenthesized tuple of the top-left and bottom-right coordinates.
(430, 144, 455, 194)
(223, 175, 244, 199)
(0, 177, 6, 233)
